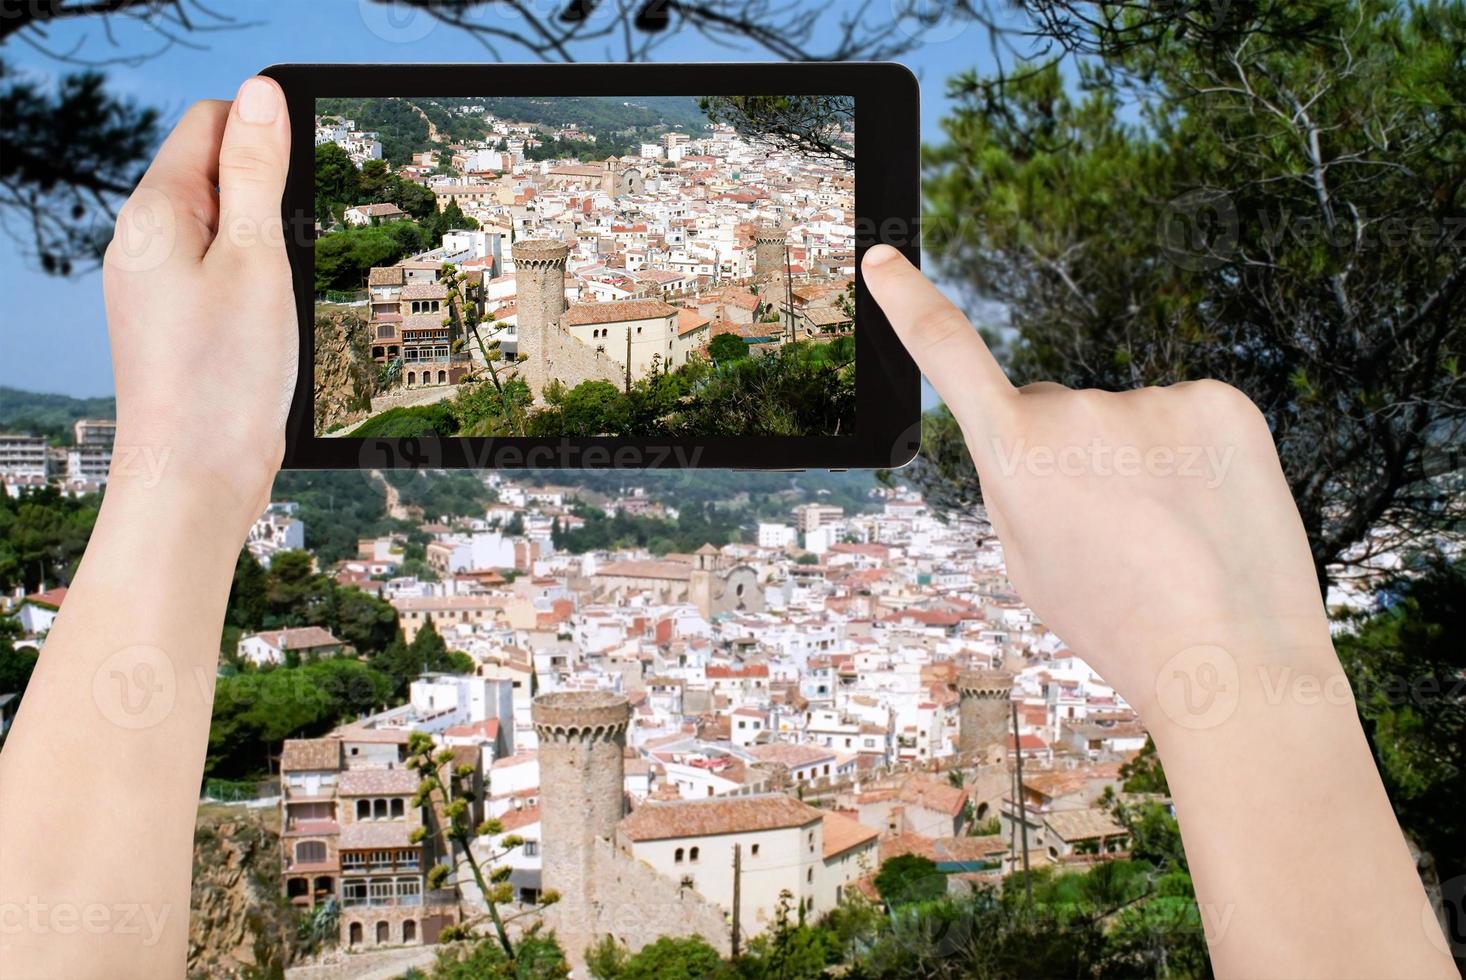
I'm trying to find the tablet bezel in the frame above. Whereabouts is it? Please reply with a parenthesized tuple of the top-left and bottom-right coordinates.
(265, 62, 920, 470)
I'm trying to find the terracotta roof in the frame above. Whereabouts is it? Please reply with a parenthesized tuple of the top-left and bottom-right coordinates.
(898, 776, 968, 817)
(565, 298, 677, 326)
(402, 312, 446, 331)
(281, 738, 342, 773)
(400, 282, 449, 300)
(933, 835, 1007, 864)
(1044, 808, 1126, 842)
(21, 586, 67, 610)
(444, 718, 500, 740)
(594, 560, 692, 582)
(676, 308, 711, 337)
(821, 811, 879, 859)
(618, 794, 821, 842)
(349, 203, 406, 217)
(337, 768, 420, 796)
(243, 626, 342, 650)
(339, 821, 419, 849)
(496, 805, 541, 833)
(747, 742, 833, 768)
(368, 267, 404, 286)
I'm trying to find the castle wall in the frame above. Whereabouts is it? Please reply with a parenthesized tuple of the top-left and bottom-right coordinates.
(512, 240, 628, 402)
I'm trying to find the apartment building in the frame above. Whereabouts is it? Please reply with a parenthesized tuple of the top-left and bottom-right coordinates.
(279, 733, 461, 949)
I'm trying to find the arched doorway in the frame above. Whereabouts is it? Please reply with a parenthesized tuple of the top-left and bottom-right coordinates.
(403, 919, 417, 943)
(286, 877, 308, 901)
(376, 921, 390, 944)
(348, 922, 363, 946)
(406, 371, 416, 386)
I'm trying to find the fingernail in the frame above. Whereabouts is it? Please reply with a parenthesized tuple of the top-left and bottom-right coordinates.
(236, 77, 280, 125)
(864, 244, 901, 267)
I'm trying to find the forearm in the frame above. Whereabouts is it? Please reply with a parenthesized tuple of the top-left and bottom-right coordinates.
(1143, 635, 1455, 979)
(0, 471, 255, 979)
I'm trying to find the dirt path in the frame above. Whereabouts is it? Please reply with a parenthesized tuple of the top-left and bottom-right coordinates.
(405, 101, 444, 143)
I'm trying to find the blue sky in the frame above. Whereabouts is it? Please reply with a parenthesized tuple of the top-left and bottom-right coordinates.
(0, 0, 999, 398)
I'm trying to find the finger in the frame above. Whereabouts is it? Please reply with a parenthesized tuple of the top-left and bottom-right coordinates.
(862, 245, 1015, 439)
(109, 101, 229, 270)
(210, 76, 290, 265)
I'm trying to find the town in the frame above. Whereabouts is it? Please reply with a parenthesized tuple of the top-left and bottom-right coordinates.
(2, 439, 1164, 974)
(312, 97, 857, 439)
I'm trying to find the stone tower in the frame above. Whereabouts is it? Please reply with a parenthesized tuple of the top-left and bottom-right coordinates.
(753, 225, 787, 282)
(532, 690, 630, 926)
(512, 238, 569, 397)
(957, 670, 1013, 763)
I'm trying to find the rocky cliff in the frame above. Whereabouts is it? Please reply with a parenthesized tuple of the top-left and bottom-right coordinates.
(189, 813, 300, 979)
(314, 310, 377, 435)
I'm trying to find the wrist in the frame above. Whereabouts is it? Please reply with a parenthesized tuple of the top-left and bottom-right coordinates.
(106, 429, 275, 535)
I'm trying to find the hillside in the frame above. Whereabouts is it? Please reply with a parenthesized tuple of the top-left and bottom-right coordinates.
(0, 386, 115, 443)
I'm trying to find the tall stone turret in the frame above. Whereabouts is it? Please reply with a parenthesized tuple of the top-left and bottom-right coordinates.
(511, 238, 568, 391)
(957, 670, 1013, 764)
(753, 225, 787, 282)
(532, 690, 630, 927)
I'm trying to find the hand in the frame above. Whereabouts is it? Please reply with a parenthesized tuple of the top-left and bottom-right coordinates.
(102, 76, 295, 528)
(862, 244, 1333, 715)
(865, 244, 1457, 978)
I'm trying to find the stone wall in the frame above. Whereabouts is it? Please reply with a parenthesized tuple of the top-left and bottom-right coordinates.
(512, 239, 624, 403)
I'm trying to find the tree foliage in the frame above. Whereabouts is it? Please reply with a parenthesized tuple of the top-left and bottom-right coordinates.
(918, 1, 1466, 586)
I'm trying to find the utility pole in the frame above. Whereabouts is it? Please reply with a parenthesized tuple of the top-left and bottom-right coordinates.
(1012, 702, 1033, 906)
(783, 239, 795, 345)
(731, 842, 742, 959)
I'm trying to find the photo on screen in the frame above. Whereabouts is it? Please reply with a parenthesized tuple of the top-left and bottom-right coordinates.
(311, 95, 855, 440)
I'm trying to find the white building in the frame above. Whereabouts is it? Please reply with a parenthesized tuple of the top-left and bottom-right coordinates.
(615, 794, 877, 932)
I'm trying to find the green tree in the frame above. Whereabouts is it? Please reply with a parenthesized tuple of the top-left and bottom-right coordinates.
(919, 3, 1466, 587)
(427, 930, 568, 979)
(1336, 558, 1466, 888)
(226, 550, 269, 630)
(737, 890, 832, 979)
(314, 141, 359, 221)
(1119, 736, 1170, 795)
(873, 854, 944, 906)
(610, 935, 728, 980)
(407, 732, 561, 963)
(708, 333, 749, 365)
(697, 96, 854, 168)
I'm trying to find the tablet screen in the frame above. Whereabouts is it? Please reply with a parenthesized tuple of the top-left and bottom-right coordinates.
(311, 95, 856, 441)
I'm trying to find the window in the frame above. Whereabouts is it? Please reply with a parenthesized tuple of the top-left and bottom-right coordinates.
(750, 844, 760, 857)
(689, 847, 700, 864)
(374, 799, 388, 820)
(391, 798, 405, 819)
(807, 868, 814, 883)
(342, 852, 367, 871)
(522, 840, 539, 857)
(342, 880, 368, 906)
(295, 841, 326, 864)
(674, 847, 685, 864)
(369, 879, 395, 905)
(397, 878, 422, 904)
(356, 799, 370, 821)
(808, 832, 816, 853)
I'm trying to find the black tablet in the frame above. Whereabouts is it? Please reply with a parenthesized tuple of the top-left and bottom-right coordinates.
(264, 62, 919, 470)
